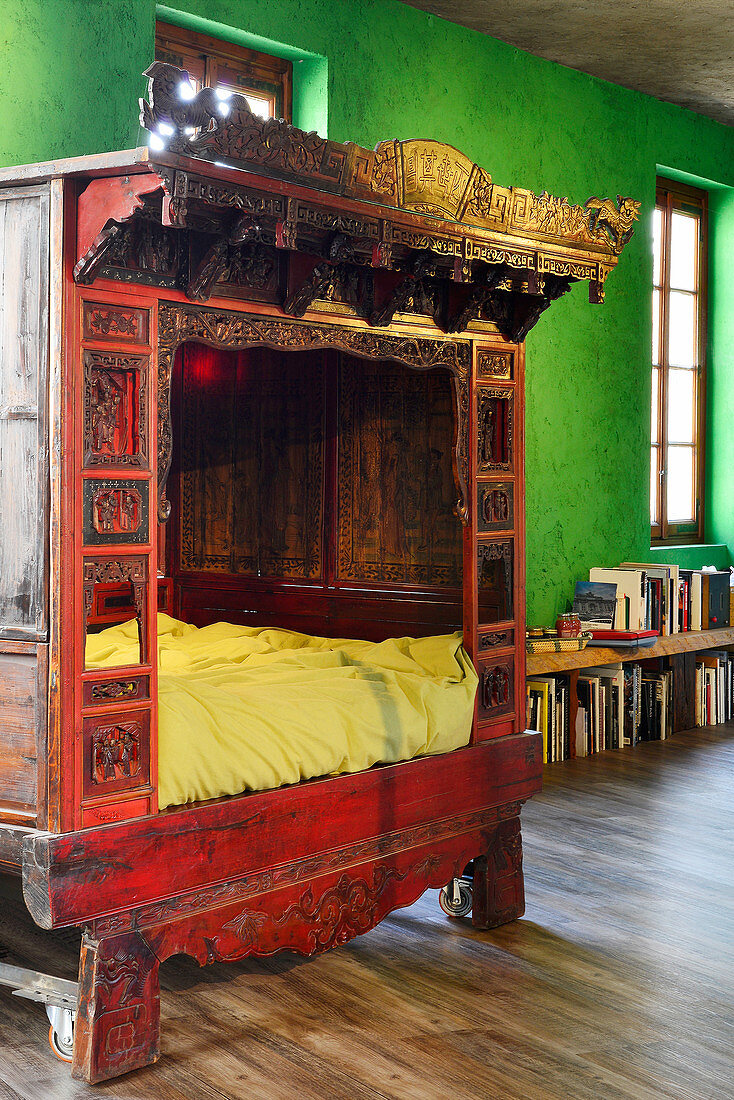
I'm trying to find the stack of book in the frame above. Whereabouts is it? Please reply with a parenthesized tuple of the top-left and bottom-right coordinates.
(526, 676, 571, 763)
(695, 650, 734, 726)
(527, 662, 675, 761)
(576, 564, 731, 636)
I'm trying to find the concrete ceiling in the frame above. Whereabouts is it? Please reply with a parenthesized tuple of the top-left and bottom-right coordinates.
(403, 1, 734, 127)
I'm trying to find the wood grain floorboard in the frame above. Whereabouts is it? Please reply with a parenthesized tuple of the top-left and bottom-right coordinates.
(0, 724, 731, 1099)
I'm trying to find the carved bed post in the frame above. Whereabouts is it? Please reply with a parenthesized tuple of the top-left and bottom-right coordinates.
(471, 816, 525, 929)
(72, 930, 161, 1083)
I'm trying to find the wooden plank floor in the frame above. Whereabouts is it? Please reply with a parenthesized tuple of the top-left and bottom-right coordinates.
(0, 724, 732, 1099)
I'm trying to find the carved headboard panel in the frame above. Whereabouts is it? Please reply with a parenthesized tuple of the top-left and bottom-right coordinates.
(169, 342, 463, 638)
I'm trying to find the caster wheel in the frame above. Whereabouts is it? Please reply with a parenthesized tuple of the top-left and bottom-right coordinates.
(48, 1023, 73, 1063)
(439, 879, 473, 918)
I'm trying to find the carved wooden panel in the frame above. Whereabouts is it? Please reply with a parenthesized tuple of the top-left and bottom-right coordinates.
(188, 236, 284, 303)
(178, 343, 324, 579)
(83, 302, 149, 344)
(83, 479, 150, 546)
(478, 656, 515, 720)
(477, 540, 513, 624)
(82, 711, 150, 797)
(83, 351, 148, 468)
(477, 349, 513, 380)
(157, 302, 470, 526)
(477, 482, 513, 533)
(477, 387, 513, 474)
(82, 675, 150, 707)
(478, 629, 514, 652)
(0, 185, 49, 637)
(337, 356, 462, 586)
(98, 214, 184, 288)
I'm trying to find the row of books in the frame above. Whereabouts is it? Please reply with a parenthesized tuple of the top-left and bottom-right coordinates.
(576, 563, 731, 636)
(695, 650, 734, 726)
(527, 663, 674, 762)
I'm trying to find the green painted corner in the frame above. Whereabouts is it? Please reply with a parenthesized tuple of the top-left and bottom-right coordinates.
(647, 545, 731, 571)
(155, 3, 328, 133)
(0, 0, 732, 626)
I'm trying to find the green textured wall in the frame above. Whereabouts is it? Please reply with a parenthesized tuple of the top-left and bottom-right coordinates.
(2, 0, 732, 623)
(706, 188, 734, 557)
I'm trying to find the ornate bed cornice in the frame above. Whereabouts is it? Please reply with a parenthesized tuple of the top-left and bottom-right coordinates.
(140, 61, 640, 259)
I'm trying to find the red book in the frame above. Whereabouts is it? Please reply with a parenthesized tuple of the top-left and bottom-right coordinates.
(588, 629, 659, 648)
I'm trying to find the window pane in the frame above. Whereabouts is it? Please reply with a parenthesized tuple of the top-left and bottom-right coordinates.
(669, 211, 698, 292)
(667, 368, 696, 443)
(650, 446, 659, 524)
(216, 84, 273, 120)
(652, 289, 661, 365)
(668, 291, 697, 367)
(651, 367, 659, 443)
(244, 93, 273, 120)
(653, 207, 663, 286)
(667, 445, 695, 522)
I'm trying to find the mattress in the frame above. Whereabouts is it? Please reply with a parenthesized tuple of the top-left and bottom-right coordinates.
(86, 614, 478, 809)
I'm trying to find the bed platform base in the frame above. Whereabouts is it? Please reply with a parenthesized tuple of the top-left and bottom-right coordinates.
(19, 734, 541, 1083)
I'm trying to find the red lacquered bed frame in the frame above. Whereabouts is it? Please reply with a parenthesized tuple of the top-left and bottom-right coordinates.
(0, 63, 638, 1082)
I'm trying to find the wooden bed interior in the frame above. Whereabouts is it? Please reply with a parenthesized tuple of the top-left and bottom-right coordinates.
(0, 60, 638, 1082)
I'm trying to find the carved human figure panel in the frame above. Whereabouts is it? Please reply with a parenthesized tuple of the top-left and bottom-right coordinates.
(479, 658, 514, 717)
(479, 483, 513, 532)
(83, 352, 148, 468)
(92, 722, 141, 784)
(477, 389, 513, 473)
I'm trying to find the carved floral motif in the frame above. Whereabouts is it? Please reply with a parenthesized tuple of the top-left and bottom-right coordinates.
(91, 680, 140, 702)
(274, 866, 406, 951)
(83, 303, 148, 343)
(91, 805, 505, 936)
(478, 631, 512, 651)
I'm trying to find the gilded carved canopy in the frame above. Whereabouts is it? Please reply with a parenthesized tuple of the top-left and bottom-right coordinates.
(73, 62, 640, 342)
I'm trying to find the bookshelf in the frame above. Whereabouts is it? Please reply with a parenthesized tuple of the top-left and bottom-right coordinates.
(527, 625, 734, 754)
(526, 625, 734, 676)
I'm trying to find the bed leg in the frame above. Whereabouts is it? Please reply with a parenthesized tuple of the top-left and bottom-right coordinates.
(71, 930, 161, 1083)
(472, 817, 525, 929)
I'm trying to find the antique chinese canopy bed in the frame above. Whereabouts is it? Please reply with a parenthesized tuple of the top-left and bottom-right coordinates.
(0, 63, 638, 1082)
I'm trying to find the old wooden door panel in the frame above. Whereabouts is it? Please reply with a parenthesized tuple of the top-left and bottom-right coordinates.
(0, 185, 50, 639)
(0, 651, 38, 811)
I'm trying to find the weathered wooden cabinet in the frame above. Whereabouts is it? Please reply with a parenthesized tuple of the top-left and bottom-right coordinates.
(0, 63, 637, 1082)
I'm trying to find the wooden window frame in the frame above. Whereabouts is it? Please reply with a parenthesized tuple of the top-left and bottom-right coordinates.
(155, 21, 293, 122)
(651, 178, 707, 545)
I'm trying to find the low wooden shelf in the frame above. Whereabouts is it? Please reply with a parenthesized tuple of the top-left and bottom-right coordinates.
(526, 626, 734, 676)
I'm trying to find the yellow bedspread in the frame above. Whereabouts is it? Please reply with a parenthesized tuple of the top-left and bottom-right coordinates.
(86, 614, 477, 809)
